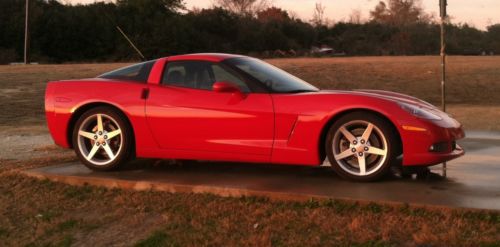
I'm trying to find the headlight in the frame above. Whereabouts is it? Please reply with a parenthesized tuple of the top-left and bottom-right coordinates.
(399, 102, 442, 120)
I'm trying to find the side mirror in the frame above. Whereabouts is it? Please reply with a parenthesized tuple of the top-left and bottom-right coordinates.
(212, 81, 242, 94)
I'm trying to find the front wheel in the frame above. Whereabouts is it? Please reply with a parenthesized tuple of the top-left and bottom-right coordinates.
(72, 106, 134, 171)
(326, 112, 399, 182)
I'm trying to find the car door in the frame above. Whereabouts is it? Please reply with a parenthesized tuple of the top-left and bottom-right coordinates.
(145, 60, 274, 157)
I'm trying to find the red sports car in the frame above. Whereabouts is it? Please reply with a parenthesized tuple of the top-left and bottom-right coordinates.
(45, 53, 465, 181)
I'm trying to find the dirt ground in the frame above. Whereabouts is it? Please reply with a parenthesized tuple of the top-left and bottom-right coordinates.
(0, 56, 499, 246)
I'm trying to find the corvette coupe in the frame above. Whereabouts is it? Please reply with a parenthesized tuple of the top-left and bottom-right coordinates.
(45, 53, 465, 181)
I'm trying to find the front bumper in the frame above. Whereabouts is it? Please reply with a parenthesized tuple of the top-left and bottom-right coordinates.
(401, 115, 465, 166)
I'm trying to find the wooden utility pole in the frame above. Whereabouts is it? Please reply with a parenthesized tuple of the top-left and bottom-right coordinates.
(24, 0, 30, 64)
(440, 0, 447, 176)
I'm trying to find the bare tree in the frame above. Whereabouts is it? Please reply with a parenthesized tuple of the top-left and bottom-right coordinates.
(370, 1, 389, 23)
(189, 6, 202, 14)
(212, 0, 271, 16)
(287, 10, 299, 20)
(311, 2, 326, 26)
(349, 8, 363, 24)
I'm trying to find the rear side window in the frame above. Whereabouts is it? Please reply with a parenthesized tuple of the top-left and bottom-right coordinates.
(99, 60, 156, 82)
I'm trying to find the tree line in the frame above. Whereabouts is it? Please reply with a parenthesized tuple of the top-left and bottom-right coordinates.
(0, 0, 499, 64)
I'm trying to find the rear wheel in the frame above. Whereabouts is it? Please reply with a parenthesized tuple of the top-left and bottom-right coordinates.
(326, 112, 398, 182)
(72, 106, 134, 171)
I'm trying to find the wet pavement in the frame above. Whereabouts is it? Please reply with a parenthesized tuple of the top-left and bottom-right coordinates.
(23, 131, 500, 210)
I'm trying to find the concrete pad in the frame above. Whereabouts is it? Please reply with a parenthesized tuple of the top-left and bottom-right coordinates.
(22, 135, 500, 211)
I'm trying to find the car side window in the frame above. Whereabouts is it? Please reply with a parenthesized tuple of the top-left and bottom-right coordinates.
(162, 61, 250, 92)
(163, 63, 187, 87)
(211, 64, 249, 93)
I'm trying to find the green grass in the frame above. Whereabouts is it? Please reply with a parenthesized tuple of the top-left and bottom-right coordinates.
(135, 231, 176, 247)
(56, 220, 78, 232)
(63, 185, 93, 201)
(0, 228, 8, 238)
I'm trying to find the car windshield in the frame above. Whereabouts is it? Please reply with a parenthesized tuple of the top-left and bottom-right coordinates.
(225, 57, 319, 93)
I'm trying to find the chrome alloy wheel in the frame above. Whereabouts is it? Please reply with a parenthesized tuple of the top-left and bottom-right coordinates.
(77, 113, 123, 166)
(332, 120, 388, 176)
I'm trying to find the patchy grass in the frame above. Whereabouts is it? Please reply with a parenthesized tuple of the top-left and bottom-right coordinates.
(1, 56, 500, 130)
(0, 159, 499, 246)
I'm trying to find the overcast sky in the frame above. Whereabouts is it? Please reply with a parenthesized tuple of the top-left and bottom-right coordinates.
(67, 0, 500, 30)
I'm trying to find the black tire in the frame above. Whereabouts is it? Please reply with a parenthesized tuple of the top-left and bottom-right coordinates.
(72, 106, 134, 171)
(325, 111, 399, 182)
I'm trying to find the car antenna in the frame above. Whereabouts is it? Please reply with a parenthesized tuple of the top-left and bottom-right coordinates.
(115, 25, 147, 61)
(98, 3, 147, 61)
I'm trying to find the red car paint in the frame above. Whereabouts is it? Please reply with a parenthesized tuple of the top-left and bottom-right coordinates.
(45, 53, 465, 167)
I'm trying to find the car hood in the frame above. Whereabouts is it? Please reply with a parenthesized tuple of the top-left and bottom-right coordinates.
(318, 89, 437, 109)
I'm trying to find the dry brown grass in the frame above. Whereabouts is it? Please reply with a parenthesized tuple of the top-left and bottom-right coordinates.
(1, 56, 499, 130)
(0, 63, 127, 126)
(447, 105, 500, 131)
(268, 56, 500, 106)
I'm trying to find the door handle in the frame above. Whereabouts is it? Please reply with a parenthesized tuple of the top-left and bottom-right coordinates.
(141, 88, 150, 100)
